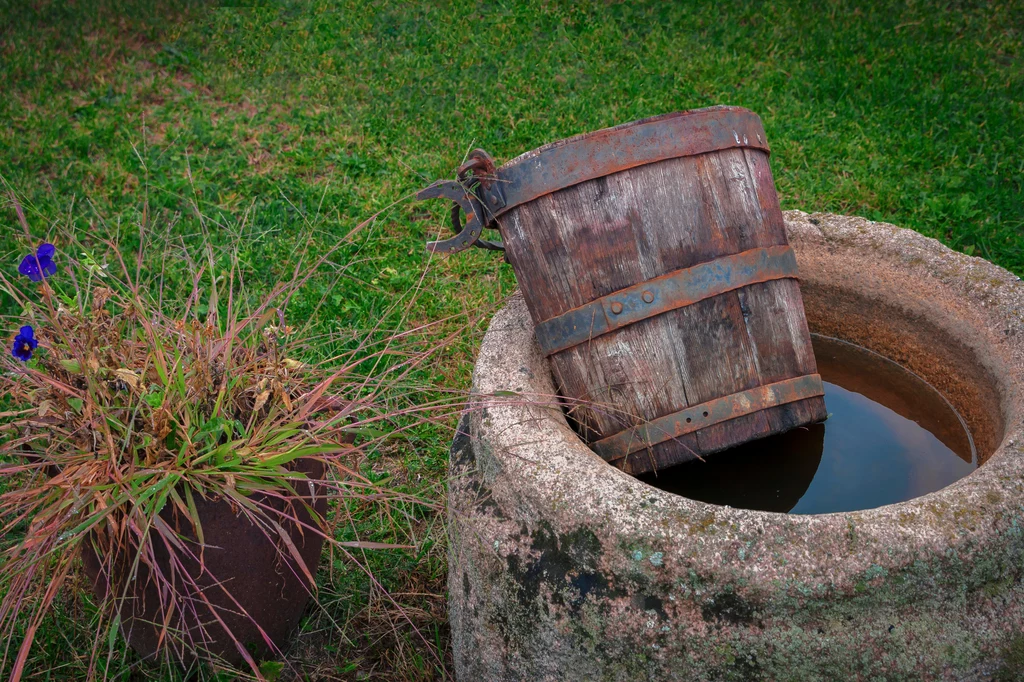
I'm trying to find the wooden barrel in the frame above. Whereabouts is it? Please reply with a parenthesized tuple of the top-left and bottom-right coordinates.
(422, 106, 827, 475)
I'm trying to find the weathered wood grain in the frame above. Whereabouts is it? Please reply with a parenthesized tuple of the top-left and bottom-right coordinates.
(499, 142, 826, 475)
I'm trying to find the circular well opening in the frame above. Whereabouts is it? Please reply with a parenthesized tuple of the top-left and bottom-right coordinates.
(642, 334, 978, 514)
(637, 275, 1007, 514)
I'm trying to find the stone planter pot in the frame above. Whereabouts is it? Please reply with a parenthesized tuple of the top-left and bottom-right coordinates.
(82, 458, 327, 667)
(449, 211, 1024, 681)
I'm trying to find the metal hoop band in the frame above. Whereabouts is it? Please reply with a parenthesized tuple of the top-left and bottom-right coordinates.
(534, 245, 799, 357)
(479, 106, 770, 218)
(592, 374, 826, 463)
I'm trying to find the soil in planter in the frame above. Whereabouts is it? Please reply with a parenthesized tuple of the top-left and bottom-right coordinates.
(640, 335, 977, 514)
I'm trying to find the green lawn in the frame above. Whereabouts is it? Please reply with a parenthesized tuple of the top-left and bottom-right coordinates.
(1, 0, 1021, 678)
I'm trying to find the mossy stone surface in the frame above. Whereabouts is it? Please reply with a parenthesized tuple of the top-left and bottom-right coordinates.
(449, 212, 1024, 681)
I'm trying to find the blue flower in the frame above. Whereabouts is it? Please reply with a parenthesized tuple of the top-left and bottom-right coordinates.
(18, 243, 57, 282)
(12, 326, 37, 362)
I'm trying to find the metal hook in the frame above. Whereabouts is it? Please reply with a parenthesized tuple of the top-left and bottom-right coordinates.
(417, 149, 504, 255)
(417, 180, 486, 254)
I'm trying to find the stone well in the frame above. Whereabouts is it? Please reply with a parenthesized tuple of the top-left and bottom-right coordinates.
(448, 211, 1024, 682)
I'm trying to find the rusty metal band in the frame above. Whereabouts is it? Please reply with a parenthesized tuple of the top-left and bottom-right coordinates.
(534, 245, 799, 357)
(478, 106, 770, 219)
(593, 374, 826, 463)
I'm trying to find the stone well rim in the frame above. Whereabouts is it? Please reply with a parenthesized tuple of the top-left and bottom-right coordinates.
(469, 210, 1024, 588)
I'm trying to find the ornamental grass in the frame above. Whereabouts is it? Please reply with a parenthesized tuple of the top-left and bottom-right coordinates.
(0, 203, 456, 680)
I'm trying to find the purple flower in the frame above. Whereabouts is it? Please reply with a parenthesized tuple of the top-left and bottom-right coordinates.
(12, 326, 37, 362)
(18, 243, 57, 282)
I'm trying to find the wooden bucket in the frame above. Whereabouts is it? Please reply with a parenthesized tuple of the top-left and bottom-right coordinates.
(419, 106, 827, 474)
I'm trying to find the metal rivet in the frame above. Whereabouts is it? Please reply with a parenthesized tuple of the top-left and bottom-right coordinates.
(610, 302, 624, 315)
(642, 290, 655, 304)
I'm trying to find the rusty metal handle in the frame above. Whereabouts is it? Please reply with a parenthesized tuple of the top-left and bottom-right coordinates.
(418, 180, 485, 254)
(447, 203, 504, 252)
(417, 149, 504, 255)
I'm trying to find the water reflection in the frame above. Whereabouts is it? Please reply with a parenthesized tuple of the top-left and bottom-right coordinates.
(641, 336, 976, 514)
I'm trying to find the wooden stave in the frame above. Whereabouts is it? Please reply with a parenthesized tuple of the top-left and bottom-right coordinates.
(497, 145, 826, 474)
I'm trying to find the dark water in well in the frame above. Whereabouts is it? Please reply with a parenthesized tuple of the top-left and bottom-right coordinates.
(641, 335, 977, 515)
